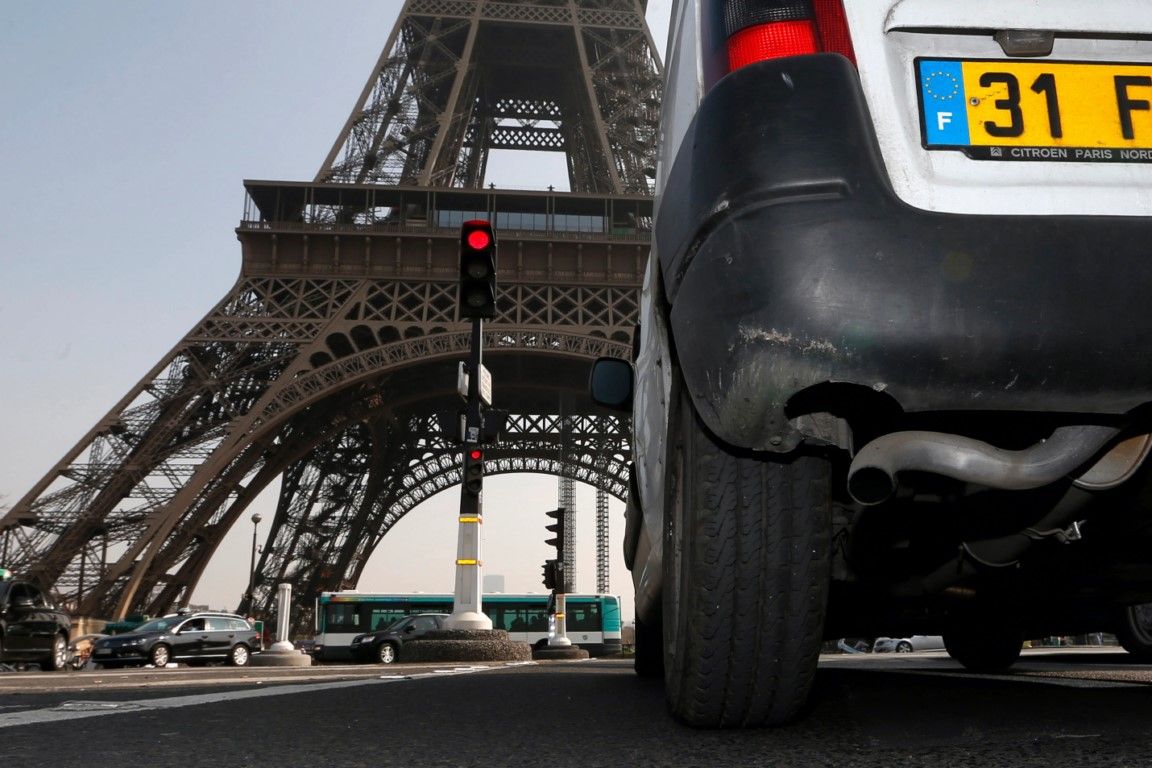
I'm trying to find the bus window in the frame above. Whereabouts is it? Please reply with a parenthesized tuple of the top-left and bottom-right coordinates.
(525, 607, 548, 632)
(324, 603, 364, 632)
(369, 608, 407, 630)
(566, 602, 601, 632)
(488, 605, 514, 631)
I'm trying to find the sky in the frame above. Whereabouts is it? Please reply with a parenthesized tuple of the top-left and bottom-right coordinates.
(0, 1, 673, 624)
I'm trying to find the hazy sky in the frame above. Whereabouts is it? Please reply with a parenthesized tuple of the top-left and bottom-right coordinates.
(0, 1, 672, 623)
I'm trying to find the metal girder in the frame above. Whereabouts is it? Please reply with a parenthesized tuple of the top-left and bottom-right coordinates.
(245, 406, 629, 630)
(317, 0, 661, 192)
(1, 214, 641, 619)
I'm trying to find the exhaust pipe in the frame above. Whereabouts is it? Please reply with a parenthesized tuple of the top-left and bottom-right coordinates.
(847, 425, 1120, 506)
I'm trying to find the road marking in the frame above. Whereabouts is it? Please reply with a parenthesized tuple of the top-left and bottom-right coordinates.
(863, 666, 1149, 689)
(0, 663, 514, 729)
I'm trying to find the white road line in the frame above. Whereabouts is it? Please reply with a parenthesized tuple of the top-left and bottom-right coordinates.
(873, 666, 1148, 689)
(0, 664, 508, 729)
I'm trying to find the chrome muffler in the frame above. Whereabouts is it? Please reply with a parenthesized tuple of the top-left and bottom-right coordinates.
(847, 425, 1122, 506)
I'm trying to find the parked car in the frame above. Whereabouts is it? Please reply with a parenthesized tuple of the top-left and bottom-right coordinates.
(350, 613, 447, 664)
(0, 577, 71, 670)
(590, 0, 1152, 728)
(90, 611, 259, 668)
(873, 636, 946, 654)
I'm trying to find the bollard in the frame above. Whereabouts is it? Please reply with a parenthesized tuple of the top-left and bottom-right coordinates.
(271, 582, 295, 652)
(250, 582, 312, 666)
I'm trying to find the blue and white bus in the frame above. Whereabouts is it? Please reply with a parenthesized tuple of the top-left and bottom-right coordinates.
(312, 592, 622, 662)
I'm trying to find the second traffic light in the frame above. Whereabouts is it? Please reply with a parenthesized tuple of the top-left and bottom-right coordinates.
(463, 448, 484, 497)
(541, 559, 561, 591)
(459, 219, 497, 319)
(544, 507, 566, 556)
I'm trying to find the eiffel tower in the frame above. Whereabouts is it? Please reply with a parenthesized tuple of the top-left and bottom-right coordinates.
(0, 0, 661, 631)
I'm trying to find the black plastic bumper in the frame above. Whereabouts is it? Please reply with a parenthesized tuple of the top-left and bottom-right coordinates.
(659, 55, 1152, 452)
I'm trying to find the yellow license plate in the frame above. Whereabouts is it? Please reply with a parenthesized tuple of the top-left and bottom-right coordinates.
(917, 58, 1152, 162)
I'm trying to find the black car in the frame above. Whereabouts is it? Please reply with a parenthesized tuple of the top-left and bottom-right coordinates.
(90, 611, 260, 668)
(350, 613, 447, 664)
(0, 578, 71, 670)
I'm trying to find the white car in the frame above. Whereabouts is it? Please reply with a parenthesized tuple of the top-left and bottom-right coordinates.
(873, 636, 946, 654)
(591, 0, 1152, 728)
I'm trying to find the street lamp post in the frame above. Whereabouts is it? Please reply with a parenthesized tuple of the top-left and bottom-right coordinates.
(247, 512, 262, 611)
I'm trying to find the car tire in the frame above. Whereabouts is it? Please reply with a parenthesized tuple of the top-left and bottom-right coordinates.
(633, 614, 664, 679)
(377, 642, 398, 664)
(662, 372, 832, 728)
(896, 641, 913, 653)
(944, 624, 1023, 672)
(1115, 602, 1152, 660)
(40, 632, 69, 671)
(228, 644, 250, 667)
(149, 644, 172, 667)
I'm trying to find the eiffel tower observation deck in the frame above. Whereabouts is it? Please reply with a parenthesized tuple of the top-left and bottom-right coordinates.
(0, 0, 662, 630)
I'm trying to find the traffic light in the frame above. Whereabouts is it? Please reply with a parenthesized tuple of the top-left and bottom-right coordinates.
(463, 448, 484, 497)
(542, 559, 559, 591)
(544, 507, 566, 555)
(459, 219, 497, 318)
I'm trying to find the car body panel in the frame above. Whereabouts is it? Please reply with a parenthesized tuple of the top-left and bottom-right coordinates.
(848, 1, 1152, 217)
(630, 258, 674, 622)
(873, 635, 947, 653)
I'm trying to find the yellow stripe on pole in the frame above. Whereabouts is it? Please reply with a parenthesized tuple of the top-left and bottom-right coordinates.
(456, 559, 480, 565)
(555, 612, 565, 619)
(458, 516, 481, 523)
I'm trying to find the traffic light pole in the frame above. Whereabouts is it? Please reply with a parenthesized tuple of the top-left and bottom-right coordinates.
(446, 316, 492, 630)
(550, 592, 572, 648)
(542, 507, 572, 647)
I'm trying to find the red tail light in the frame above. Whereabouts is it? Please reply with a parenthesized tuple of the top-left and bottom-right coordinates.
(728, 20, 818, 70)
(811, 0, 855, 64)
(722, 0, 855, 75)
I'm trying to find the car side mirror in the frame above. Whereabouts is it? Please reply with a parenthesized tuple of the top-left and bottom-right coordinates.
(589, 357, 634, 412)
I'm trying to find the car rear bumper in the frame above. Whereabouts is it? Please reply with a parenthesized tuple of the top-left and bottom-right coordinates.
(658, 54, 1152, 452)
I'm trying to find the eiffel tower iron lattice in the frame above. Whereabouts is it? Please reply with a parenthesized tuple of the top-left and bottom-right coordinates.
(0, 0, 660, 633)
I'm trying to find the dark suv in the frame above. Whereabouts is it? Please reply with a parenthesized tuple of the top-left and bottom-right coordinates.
(0, 578, 71, 670)
(350, 613, 447, 664)
(91, 611, 260, 668)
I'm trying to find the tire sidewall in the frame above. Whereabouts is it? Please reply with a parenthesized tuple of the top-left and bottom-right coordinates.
(660, 370, 832, 726)
(661, 373, 692, 702)
(150, 644, 170, 667)
(49, 633, 68, 671)
(1116, 603, 1152, 659)
(230, 644, 250, 666)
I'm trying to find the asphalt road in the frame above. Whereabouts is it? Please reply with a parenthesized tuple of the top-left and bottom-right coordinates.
(2, 649, 1151, 767)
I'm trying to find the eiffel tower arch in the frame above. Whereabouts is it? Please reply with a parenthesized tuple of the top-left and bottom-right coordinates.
(0, 0, 660, 630)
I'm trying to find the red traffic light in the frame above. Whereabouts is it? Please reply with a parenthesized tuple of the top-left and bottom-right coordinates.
(463, 448, 485, 497)
(459, 220, 498, 319)
(466, 229, 491, 250)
